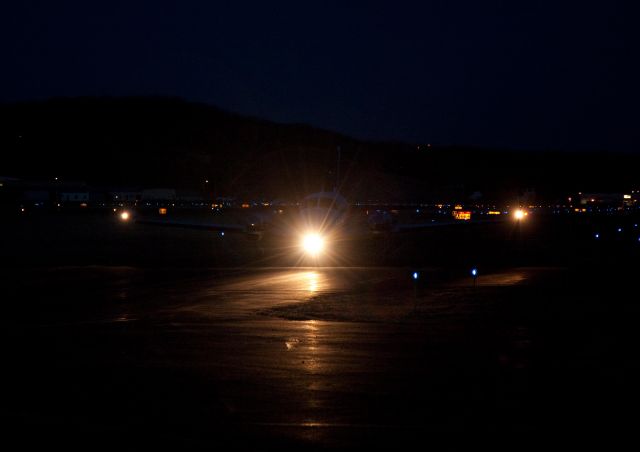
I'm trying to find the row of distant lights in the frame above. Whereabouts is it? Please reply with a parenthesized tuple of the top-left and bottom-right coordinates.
(594, 223, 640, 241)
(116, 207, 637, 244)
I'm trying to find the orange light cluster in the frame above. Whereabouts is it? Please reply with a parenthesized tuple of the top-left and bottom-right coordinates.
(453, 211, 471, 220)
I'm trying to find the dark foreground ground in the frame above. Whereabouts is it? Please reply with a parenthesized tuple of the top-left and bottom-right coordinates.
(1, 211, 640, 449)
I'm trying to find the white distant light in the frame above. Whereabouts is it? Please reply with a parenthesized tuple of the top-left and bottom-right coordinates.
(618, 228, 622, 232)
(220, 232, 225, 237)
(595, 233, 600, 239)
(413, 272, 419, 280)
(471, 268, 478, 277)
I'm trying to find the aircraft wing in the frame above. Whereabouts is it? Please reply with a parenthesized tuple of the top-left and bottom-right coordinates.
(120, 206, 504, 241)
(393, 218, 502, 232)
(119, 209, 265, 236)
(134, 217, 249, 234)
(366, 208, 504, 233)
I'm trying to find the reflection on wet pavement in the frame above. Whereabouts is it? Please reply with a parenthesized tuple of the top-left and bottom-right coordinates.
(168, 268, 396, 321)
(219, 269, 329, 294)
(474, 271, 528, 286)
(5, 265, 550, 447)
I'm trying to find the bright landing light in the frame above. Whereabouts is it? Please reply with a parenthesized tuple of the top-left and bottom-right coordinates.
(302, 233, 325, 256)
(120, 211, 130, 221)
(513, 209, 527, 220)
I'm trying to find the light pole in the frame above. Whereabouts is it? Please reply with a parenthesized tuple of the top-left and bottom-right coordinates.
(471, 267, 478, 288)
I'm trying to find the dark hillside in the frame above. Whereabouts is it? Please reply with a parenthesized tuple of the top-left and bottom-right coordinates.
(1, 97, 637, 202)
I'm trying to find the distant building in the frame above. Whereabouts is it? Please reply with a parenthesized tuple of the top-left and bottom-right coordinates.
(623, 192, 638, 207)
(176, 190, 207, 205)
(109, 189, 141, 203)
(141, 189, 177, 202)
(568, 192, 639, 211)
(215, 196, 236, 207)
(23, 190, 50, 204)
(59, 191, 89, 203)
(579, 193, 624, 206)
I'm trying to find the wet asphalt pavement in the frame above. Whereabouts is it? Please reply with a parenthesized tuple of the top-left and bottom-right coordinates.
(2, 213, 640, 449)
(3, 266, 550, 449)
(5, 264, 637, 451)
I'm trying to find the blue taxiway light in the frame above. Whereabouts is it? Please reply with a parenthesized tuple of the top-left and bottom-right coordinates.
(471, 268, 478, 277)
(220, 232, 225, 237)
(618, 228, 622, 232)
(412, 272, 419, 280)
(595, 233, 600, 239)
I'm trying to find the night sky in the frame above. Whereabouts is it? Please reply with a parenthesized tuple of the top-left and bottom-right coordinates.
(2, 0, 638, 151)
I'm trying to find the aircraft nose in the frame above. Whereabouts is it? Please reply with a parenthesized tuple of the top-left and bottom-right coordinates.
(301, 208, 337, 230)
